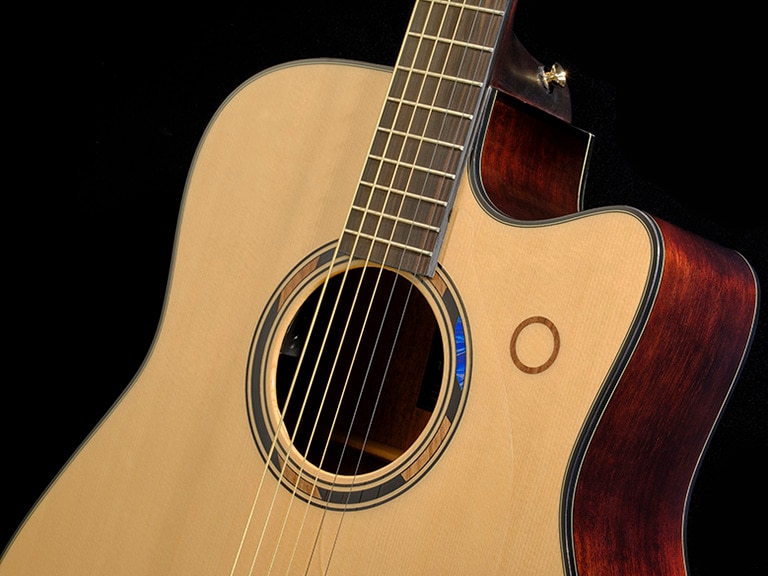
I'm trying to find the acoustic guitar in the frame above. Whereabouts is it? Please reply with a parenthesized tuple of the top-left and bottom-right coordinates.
(1, 1, 759, 574)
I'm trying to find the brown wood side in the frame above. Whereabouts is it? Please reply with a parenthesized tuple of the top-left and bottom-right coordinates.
(479, 93, 589, 221)
(570, 217, 758, 575)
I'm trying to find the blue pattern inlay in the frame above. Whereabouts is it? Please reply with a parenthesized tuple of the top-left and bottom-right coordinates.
(455, 316, 466, 390)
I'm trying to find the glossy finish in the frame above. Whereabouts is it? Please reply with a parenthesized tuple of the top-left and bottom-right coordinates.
(479, 92, 589, 220)
(569, 219, 758, 575)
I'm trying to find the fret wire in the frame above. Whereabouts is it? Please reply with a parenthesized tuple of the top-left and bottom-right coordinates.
(405, 31, 494, 53)
(376, 126, 464, 152)
(368, 154, 458, 179)
(349, 205, 442, 233)
(393, 64, 484, 88)
(385, 96, 474, 120)
(357, 183, 449, 207)
(342, 231, 435, 257)
(421, 0, 505, 17)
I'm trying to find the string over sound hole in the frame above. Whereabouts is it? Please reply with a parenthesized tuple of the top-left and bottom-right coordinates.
(276, 266, 444, 476)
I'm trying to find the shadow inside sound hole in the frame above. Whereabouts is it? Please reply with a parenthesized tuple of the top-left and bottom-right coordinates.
(276, 266, 444, 476)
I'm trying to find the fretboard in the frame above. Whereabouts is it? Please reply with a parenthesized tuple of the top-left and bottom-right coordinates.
(339, 0, 509, 276)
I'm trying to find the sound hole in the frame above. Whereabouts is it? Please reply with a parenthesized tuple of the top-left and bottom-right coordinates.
(276, 266, 444, 476)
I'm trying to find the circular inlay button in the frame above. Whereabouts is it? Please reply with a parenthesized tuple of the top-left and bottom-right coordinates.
(510, 316, 560, 374)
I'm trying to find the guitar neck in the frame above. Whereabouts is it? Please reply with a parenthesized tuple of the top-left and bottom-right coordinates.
(339, 0, 509, 276)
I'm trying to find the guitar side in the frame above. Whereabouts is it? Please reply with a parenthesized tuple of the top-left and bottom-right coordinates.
(474, 86, 760, 573)
(567, 216, 758, 575)
(1, 61, 757, 576)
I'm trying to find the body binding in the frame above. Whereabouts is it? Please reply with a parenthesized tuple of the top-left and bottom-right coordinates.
(474, 82, 759, 574)
(0, 61, 758, 576)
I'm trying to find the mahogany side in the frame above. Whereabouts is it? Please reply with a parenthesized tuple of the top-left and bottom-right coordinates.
(569, 217, 758, 575)
(479, 92, 589, 221)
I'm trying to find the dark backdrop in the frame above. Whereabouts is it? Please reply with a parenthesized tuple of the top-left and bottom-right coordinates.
(4, 1, 765, 574)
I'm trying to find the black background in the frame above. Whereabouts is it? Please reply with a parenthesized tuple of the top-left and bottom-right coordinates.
(4, 1, 765, 574)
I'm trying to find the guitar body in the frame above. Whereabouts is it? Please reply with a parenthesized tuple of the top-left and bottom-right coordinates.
(0, 62, 757, 575)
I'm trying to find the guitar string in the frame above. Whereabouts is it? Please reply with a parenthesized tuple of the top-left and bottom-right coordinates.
(232, 1, 505, 574)
(320, 2, 506, 572)
(229, 231, 358, 576)
(305, 1, 503, 573)
(260, 281, 386, 573)
(238, 78, 412, 572)
(254, 2, 448, 564)
(293, 4, 463, 572)
(316, 0, 503, 568)
(260, 64, 444, 573)
(316, 1, 504, 573)
(242, 2, 445, 571)
(231, 59, 407, 574)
